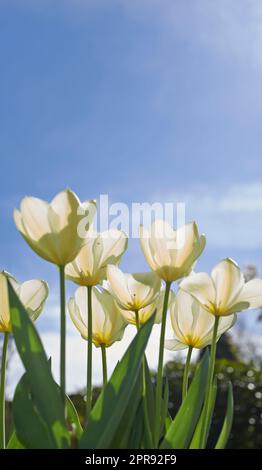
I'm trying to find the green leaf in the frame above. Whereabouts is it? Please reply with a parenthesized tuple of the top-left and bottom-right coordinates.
(143, 357, 155, 432)
(8, 280, 70, 449)
(65, 394, 83, 441)
(12, 373, 54, 449)
(161, 351, 209, 449)
(161, 377, 169, 436)
(215, 381, 234, 449)
(128, 400, 144, 449)
(7, 431, 24, 449)
(190, 377, 217, 449)
(79, 314, 155, 449)
(109, 373, 142, 449)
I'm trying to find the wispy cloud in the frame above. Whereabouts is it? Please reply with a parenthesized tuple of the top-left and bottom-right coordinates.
(4, 1, 262, 67)
(155, 182, 262, 250)
(6, 320, 177, 397)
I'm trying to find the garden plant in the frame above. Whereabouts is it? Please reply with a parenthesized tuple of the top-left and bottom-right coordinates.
(1, 188, 262, 449)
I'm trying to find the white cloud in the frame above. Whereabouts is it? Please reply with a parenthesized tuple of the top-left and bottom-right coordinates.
(6, 317, 177, 398)
(155, 181, 262, 250)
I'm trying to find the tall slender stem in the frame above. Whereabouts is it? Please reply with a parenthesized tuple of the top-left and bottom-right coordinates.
(182, 346, 193, 400)
(101, 344, 107, 388)
(0, 332, 9, 449)
(134, 310, 140, 332)
(59, 266, 66, 408)
(86, 285, 93, 421)
(200, 315, 220, 448)
(154, 281, 171, 446)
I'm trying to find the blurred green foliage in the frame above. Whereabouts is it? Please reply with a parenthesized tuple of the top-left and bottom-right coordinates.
(165, 358, 262, 449)
(5, 358, 262, 449)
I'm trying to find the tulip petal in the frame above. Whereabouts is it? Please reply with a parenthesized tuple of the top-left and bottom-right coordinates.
(50, 189, 81, 231)
(126, 272, 160, 309)
(0, 273, 11, 332)
(180, 272, 216, 312)
(173, 222, 197, 267)
(235, 278, 262, 309)
(170, 290, 195, 341)
(107, 265, 132, 309)
(99, 230, 128, 267)
(18, 280, 49, 322)
(139, 225, 157, 271)
(149, 220, 173, 267)
(211, 258, 244, 313)
(20, 197, 51, 240)
(165, 338, 187, 351)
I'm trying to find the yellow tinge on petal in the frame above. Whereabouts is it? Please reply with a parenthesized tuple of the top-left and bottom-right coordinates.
(65, 229, 128, 286)
(181, 258, 262, 317)
(0, 271, 48, 333)
(14, 189, 96, 266)
(165, 289, 236, 351)
(68, 286, 127, 347)
(107, 265, 161, 311)
(139, 220, 206, 282)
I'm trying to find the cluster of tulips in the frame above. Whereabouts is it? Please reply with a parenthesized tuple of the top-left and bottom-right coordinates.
(1, 188, 262, 449)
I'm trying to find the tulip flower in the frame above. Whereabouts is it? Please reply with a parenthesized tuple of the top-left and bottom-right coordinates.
(180, 258, 262, 317)
(68, 286, 127, 386)
(165, 289, 236, 399)
(139, 219, 206, 445)
(66, 229, 127, 418)
(180, 257, 262, 447)
(13, 189, 96, 266)
(107, 265, 161, 325)
(0, 271, 48, 449)
(139, 220, 206, 283)
(65, 229, 128, 286)
(13, 189, 96, 406)
(106, 265, 161, 447)
(115, 287, 174, 327)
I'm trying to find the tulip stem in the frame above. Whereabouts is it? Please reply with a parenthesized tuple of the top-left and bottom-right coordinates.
(101, 344, 107, 388)
(59, 266, 66, 409)
(86, 285, 93, 422)
(154, 281, 171, 447)
(182, 346, 193, 401)
(200, 315, 220, 448)
(134, 310, 140, 332)
(0, 332, 9, 449)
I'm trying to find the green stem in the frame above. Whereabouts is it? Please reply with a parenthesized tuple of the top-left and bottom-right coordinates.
(134, 310, 140, 332)
(86, 285, 93, 422)
(200, 315, 220, 448)
(101, 344, 107, 388)
(59, 266, 66, 408)
(154, 281, 171, 447)
(0, 332, 9, 449)
(182, 346, 193, 400)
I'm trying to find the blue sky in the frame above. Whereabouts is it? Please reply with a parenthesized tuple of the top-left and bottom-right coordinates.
(1, 0, 262, 392)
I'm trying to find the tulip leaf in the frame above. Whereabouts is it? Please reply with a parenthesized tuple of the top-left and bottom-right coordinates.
(7, 431, 24, 449)
(13, 373, 54, 449)
(215, 381, 234, 449)
(144, 357, 155, 432)
(8, 280, 70, 449)
(161, 351, 209, 449)
(65, 394, 83, 441)
(128, 400, 144, 449)
(79, 314, 155, 449)
(190, 377, 217, 449)
(110, 373, 142, 448)
(161, 377, 169, 436)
